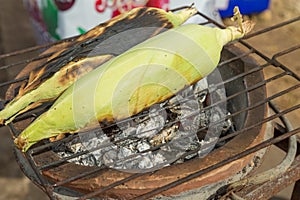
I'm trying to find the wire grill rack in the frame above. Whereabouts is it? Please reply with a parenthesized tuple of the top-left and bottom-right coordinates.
(0, 8, 299, 200)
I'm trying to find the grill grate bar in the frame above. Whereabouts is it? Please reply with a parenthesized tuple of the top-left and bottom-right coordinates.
(53, 166, 107, 187)
(243, 16, 300, 39)
(0, 37, 76, 60)
(37, 135, 137, 171)
(271, 45, 300, 81)
(196, 11, 225, 28)
(218, 49, 253, 66)
(239, 39, 300, 81)
(78, 173, 147, 200)
(272, 44, 300, 60)
(218, 102, 300, 143)
(0, 76, 27, 89)
(0, 53, 51, 71)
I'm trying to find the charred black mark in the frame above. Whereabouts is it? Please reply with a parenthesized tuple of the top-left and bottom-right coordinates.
(58, 59, 98, 85)
(24, 7, 173, 93)
(58, 64, 82, 85)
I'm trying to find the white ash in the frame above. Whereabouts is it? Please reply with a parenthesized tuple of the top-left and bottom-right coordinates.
(56, 78, 235, 172)
(135, 106, 166, 138)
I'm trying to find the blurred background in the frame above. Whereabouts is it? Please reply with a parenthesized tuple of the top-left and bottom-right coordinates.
(0, 0, 299, 199)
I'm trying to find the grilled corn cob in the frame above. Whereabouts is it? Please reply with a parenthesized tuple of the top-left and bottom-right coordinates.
(0, 6, 197, 125)
(15, 7, 253, 152)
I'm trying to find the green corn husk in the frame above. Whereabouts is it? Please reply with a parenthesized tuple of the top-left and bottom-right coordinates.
(0, 6, 197, 125)
(15, 7, 253, 152)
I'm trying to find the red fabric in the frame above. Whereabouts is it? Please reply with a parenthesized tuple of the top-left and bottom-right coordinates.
(111, 0, 170, 17)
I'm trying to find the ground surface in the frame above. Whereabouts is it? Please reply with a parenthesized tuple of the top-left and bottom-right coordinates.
(0, 0, 299, 199)
(0, 1, 49, 199)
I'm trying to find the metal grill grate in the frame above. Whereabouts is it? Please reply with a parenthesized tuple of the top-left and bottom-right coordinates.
(0, 8, 299, 200)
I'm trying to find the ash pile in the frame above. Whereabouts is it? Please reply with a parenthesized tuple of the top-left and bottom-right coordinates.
(55, 75, 235, 173)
